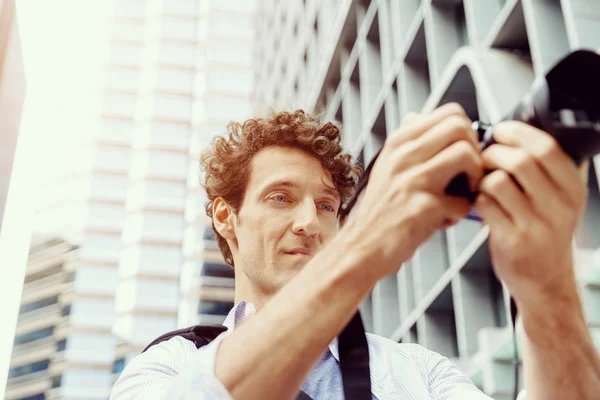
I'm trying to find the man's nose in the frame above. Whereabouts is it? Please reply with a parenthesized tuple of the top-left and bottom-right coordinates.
(292, 200, 320, 237)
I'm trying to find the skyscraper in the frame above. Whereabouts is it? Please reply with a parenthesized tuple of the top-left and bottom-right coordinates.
(252, 1, 600, 398)
(5, 237, 78, 400)
(6, 1, 253, 398)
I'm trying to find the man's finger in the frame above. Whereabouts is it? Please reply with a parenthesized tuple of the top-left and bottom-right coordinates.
(436, 194, 472, 224)
(419, 139, 484, 193)
(388, 103, 470, 147)
(474, 192, 512, 229)
(478, 170, 534, 227)
(392, 115, 479, 169)
(416, 115, 480, 153)
(401, 112, 421, 126)
(481, 144, 563, 221)
(492, 121, 585, 208)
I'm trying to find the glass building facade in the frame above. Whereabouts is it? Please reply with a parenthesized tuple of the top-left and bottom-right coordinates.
(252, 1, 600, 398)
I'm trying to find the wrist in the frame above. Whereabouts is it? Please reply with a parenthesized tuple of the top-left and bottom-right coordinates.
(515, 270, 579, 312)
(512, 257, 578, 309)
(517, 280, 585, 342)
(339, 212, 417, 279)
(329, 222, 383, 289)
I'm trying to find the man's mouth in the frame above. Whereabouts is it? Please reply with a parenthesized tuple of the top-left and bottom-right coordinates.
(284, 247, 312, 256)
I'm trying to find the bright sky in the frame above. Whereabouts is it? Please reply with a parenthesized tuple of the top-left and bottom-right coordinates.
(20, 0, 114, 177)
(0, 1, 114, 395)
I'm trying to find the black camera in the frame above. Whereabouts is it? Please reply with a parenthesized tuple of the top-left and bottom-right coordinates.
(446, 49, 600, 209)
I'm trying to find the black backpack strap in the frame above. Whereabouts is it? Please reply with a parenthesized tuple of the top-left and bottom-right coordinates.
(143, 317, 371, 400)
(142, 324, 227, 353)
(338, 311, 371, 400)
(144, 323, 315, 400)
(296, 390, 313, 400)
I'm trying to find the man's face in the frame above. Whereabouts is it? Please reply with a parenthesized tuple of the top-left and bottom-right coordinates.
(231, 146, 341, 294)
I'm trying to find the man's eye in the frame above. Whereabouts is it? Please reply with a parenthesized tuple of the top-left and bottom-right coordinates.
(272, 195, 288, 203)
(320, 204, 335, 212)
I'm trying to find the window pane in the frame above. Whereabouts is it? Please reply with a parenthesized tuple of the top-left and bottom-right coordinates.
(112, 358, 126, 374)
(158, 42, 195, 68)
(8, 360, 50, 378)
(156, 68, 194, 94)
(14, 327, 54, 345)
(94, 146, 131, 174)
(87, 203, 127, 231)
(149, 121, 190, 149)
(198, 300, 234, 316)
(201, 95, 251, 122)
(89, 174, 129, 202)
(203, 227, 215, 241)
(205, 68, 252, 93)
(79, 233, 122, 262)
(52, 374, 63, 388)
(202, 262, 234, 279)
(161, 17, 196, 41)
(103, 93, 138, 117)
(100, 118, 134, 145)
(19, 296, 58, 314)
(167, 0, 197, 17)
(206, 41, 251, 66)
(57, 340, 67, 352)
(153, 94, 192, 121)
(208, 14, 252, 39)
(127, 180, 186, 211)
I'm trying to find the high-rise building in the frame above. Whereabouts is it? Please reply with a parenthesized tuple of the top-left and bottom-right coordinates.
(110, 0, 253, 368)
(253, 1, 600, 398)
(6, 1, 253, 398)
(5, 237, 78, 400)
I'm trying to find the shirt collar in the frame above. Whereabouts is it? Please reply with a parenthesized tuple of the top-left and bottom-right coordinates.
(222, 300, 256, 330)
(222, 301, 341, 362)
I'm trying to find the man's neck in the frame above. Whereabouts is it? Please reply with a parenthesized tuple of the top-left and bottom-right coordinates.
(233, 276, 273, 311)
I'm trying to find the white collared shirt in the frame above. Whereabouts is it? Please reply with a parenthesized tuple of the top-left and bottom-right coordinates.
(110, 301, 493, 399)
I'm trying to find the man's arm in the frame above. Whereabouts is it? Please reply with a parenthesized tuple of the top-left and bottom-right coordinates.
(519, 281, 600, 399)
(473, 120, 600, 399)
(214, 229, 378, 399)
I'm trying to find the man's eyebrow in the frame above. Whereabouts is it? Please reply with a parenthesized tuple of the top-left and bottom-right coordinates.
(260, 180, 340, 201)
(260, 180, 300, 193)
(321, 186, 341, 202)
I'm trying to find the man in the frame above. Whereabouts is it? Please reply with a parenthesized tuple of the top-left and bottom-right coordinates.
(110, 105, 600, 399)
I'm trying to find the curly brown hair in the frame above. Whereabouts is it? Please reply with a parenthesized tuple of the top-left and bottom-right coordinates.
(199, 109, 362, 267)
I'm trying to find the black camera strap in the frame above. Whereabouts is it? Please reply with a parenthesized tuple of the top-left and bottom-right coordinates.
(295, 311, 371, 400)
(338, 311, 372, 399)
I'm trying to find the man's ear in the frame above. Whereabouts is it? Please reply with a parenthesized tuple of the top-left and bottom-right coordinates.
(213, 197, 237, 240)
